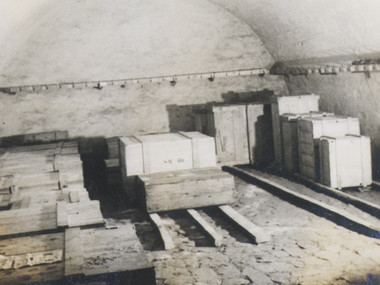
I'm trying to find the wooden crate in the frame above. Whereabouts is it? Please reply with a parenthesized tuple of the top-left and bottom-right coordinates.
(320, 135, 372, 189)
(271, 94, 320, 167)
(298, 115, 360, 181)
(179, 131, 216, 168)
(195, 104, 250, 165)
(106, 136, 120, 159)
(135, 133, 193, 174)
(246, 103, 273, 165)
(281, 112, 333, 173)
(136, 167, 236, 213)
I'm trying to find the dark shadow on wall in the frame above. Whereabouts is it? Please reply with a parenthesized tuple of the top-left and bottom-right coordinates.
(166, 103, 210, 132)
(221, 89, 275, 104)
(253, 104, 274, 167)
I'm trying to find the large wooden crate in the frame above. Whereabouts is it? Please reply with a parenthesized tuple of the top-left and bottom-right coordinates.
(119, 132, 218, 201)
(195, 104, 250, 165)
(271, 94, 320, 167)
(281, 112, 333, 173)
(319, 135, 372, 189)
(298, 115, 360, 181)
(136, 168, 236, 213)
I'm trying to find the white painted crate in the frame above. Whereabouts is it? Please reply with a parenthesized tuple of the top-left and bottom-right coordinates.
(320, 135, 372, 189)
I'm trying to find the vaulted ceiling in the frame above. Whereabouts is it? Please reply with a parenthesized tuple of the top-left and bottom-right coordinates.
(1, 0, 380, 85)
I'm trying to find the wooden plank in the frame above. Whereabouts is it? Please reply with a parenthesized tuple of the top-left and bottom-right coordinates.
(0, 233, 64, 284)
(218, 205, 271, 243)
(187, 209, 223, 246)
(65, 225, 153, 277)
(65, 227, 84, 276)
(149, 213, 175, 250)
(0, 205, 57, 236)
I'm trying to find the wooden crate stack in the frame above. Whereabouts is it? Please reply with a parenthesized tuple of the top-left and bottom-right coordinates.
(271, 94, 320, 168)
(119, 132, 236, 212)
(195, 103, 272, 166)
(275, 95, 372, 189)
(104, 136, 122, 192)
(0, 133, 154, 284)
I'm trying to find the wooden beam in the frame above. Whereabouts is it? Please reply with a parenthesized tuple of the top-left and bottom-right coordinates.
(149, 213, 175, 250)
(224, 166, 380, 239)
(187, 209, 223, 247)
(218, 205, 271, 243)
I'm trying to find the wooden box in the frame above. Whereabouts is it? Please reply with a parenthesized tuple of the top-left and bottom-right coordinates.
(179, 131, 216, 168)
(136, 168, 236, 213)
(195, 104, 250, 165)
(298, 115, 360, 181)
(319, 135, 372, 189)
(281, 112, 333, 173)
(271, 94, 320, 167)
(135, 133, 193, 174)
(106, 136, 120, 159)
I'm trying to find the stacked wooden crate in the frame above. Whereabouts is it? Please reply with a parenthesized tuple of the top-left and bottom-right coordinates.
(119, 132, 236, 212)
(275, 95, 372, 189)
(0, 135, 155, 284)
(195, 103, 272, 165)
(298, 115, 361, 182)
(280, 111, 333, 173)
(272, 94, 320, 168)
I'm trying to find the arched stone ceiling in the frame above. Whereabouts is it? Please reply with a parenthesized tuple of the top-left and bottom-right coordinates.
(210, 0, 380, 63)
(2, 0, 380, 86)
(0, 0, 273, 86)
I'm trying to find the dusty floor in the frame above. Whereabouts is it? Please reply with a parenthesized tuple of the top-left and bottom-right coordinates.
(106, 173, 380, 285)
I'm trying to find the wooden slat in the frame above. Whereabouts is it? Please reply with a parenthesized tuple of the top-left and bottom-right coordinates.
(218, 205, 271, 243)
(57, 201, 104, 228)
(0, 205, 57, 237)
(64, 227, 84, 276)
(149, 213, 175, 250)
(187, 209, 223, 246)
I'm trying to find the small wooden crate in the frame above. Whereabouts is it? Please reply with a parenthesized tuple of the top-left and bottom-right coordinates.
(271, 94, 320, 167)
(179, 131, 216, 168)
(319, 135, 372, 189)
(136, 168, 236, 213)
(298, 115, 360, 181)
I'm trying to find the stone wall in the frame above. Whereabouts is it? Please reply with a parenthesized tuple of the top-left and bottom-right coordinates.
(0, 75, 288, 138)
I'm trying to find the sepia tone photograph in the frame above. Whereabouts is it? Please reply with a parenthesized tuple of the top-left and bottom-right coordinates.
(1, 0, 380, 284)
